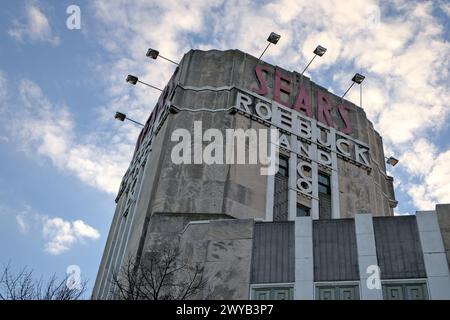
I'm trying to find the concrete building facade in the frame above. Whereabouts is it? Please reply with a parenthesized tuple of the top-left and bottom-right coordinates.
(92, 49, 450, 300)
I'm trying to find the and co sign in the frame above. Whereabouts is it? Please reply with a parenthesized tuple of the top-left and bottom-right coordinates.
(233, 87, 371, 198)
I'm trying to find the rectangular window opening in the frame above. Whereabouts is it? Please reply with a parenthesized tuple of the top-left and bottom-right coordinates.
(278, 155, 289, 177)
(297, 203, 310, 217)
(318, 172, 332, 220)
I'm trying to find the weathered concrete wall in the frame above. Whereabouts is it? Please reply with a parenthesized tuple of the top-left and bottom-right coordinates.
(338, 157, 394, 218)
(92, 117, 175, 299)
(114, 214, 254, 300)
(91, 184, 128, 299)
(178, 218, 254, 299)
(338, 159, 374, 218)
(150, 110, 268, 220)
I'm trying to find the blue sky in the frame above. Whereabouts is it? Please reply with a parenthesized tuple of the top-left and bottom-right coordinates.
(0, 0, 449, 297)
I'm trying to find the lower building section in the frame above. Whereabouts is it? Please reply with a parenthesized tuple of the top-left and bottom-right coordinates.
(97, 204, 450, 300)
(252, 206, 450, 300)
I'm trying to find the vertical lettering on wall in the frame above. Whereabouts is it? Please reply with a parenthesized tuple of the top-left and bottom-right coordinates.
(235, 92, 252, 113)
(274, 68, 291, 107)
(279, 134, 291, 150)
(317, 126, 332, 147)
(337, 103, 353, 134)
(132, 68, 179, 159)
(299, 141, 313, 158)
(317, 90, 335, 128)
(317, 149, 332, 167)
(298, 119, 312, 139)
(279, 107, 293, 131)
(293, 86, 313, 118)
(253, 64, 270, 96)
(297, 161, 313, 195)
(355, 145, 370, 166)
(336, 138, 351, 157)
(255, 102, 272, 120)
(251, 65, 357, 138)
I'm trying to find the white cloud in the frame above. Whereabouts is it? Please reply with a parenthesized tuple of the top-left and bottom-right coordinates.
(72, 220, 101, 239)
(8, 4, 60, 45)
(14, 205, 36, 234)
(394, 211, 412, 216)
(407, 185, 435, 210)
(439, 1, 450, 17)
(399, 138, 450, 209)
(3, 79, 131, 194)
(43, 217, 100, 255)
(0, 71, 6, 98)
(400, 139, 437, 177)
(16, 214, 29, 233)
(11, 204, 99, 255)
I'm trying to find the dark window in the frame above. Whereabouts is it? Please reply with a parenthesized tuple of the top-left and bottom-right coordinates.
(318, 172, 332, 220)
(318, 172, 331, 194)
(278, 156, 289, 177)
(273, 156, 289, 221)
(296, 204, 310, 217)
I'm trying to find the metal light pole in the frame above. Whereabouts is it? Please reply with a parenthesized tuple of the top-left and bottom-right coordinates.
(114, 112, 144, 127)
(258, 32, 281, 63)
(126, 75, 163, 92)
(146, 48, 179, 66)
(340, 73, 365, 102)
(301, 45, 327, 76)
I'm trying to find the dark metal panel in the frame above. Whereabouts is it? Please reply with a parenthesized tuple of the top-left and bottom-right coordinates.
(313, 219, 359, 281)
(273, 174, 288, 221)
(251, 222, 294, 284)
(319, 193, 332, 220)
(373, 216, 426, 279)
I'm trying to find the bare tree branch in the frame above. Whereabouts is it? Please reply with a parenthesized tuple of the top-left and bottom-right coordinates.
(0, 263, 87, 300)
(109, 243, 208, 300)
